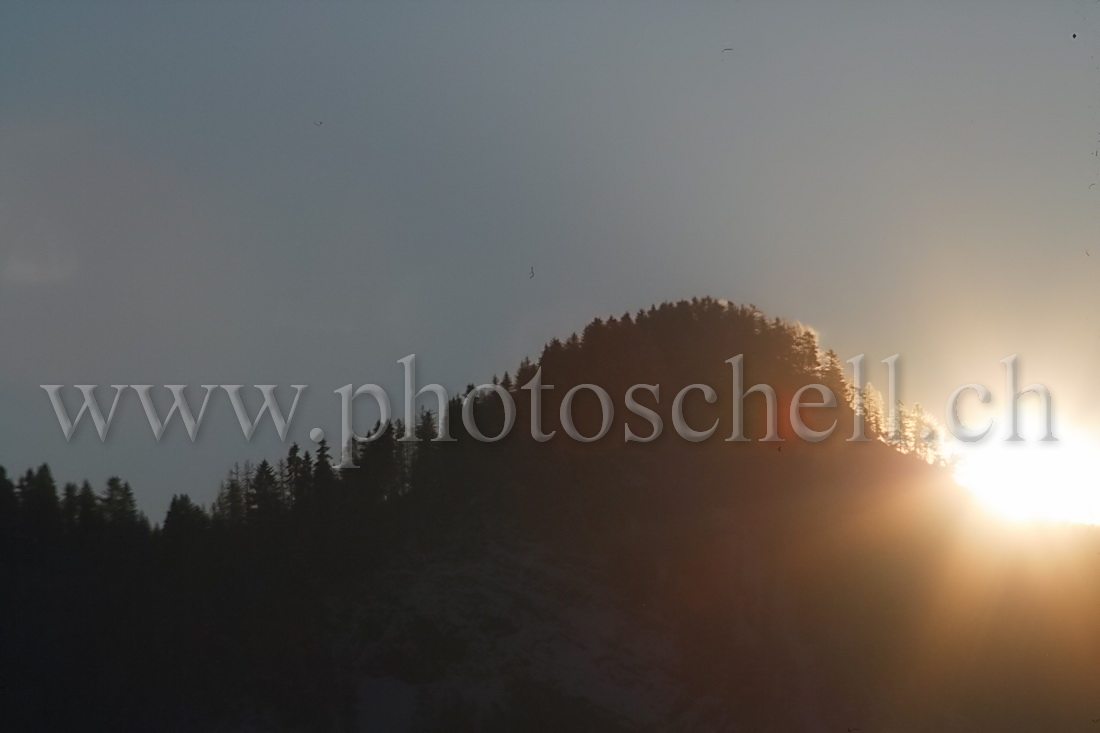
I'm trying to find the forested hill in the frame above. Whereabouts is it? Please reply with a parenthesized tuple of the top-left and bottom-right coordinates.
(3, 298, 1097, 732)
(496, 296, 937, 454)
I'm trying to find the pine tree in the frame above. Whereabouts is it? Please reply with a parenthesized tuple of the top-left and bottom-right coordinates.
(818, 349, 849, 407)
(859, 382, 886, 439)
(212, 468, 246, 526)
(313, 439, 336, 500)
(163, 494, 209, 538)
(76, 481, 100, 523)
(294, 449, 314, 507)
(19, 464, 61, 536)
(0, 466, 15, 532)
(61, 482, 79, 531)
(792, 328, 820, 378)
(247, 459, 281, 522)
(515, 357, 537, 388)
(102, 477, 139, 526)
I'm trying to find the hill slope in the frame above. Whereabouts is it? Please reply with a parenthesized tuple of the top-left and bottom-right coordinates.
(2, 297, 1099, 731)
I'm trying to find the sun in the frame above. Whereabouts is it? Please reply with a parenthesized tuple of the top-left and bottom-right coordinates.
(952, 433, 1100, 525)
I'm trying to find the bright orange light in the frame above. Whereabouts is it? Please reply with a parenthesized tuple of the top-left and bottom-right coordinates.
(953, 434, 1100, 525)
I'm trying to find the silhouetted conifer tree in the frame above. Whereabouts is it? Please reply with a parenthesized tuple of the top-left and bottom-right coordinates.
(247, 459, 281, 522)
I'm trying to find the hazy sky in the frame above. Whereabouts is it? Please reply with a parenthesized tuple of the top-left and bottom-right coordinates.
(4, 2, 1100, 517)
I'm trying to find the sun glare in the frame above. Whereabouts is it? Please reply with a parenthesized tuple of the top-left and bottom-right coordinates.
(953, 434, 1100, 525)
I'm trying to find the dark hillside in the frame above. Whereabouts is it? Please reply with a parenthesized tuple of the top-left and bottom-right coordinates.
(2, 298, 1097, 731)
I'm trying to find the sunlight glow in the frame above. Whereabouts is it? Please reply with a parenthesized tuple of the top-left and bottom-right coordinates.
(953, 434, 1100, 525)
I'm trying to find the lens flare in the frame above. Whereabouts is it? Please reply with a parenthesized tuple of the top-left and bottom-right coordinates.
(953, 434, 1100, 525)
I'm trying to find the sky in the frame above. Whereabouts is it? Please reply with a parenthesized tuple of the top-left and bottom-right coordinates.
(4, 1, 1100, 518)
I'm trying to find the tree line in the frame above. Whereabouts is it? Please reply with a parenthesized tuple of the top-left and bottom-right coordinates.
(0, 297, 946, 730)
